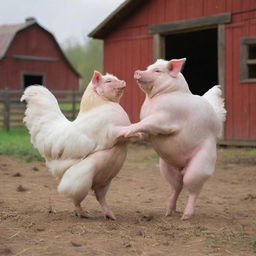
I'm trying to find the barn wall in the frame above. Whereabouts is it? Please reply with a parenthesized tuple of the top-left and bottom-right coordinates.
(0, 25, 79, 90)
(104, 0, 256, 141)
(225, 9, 256, 140)
(104, 30, 152, 121)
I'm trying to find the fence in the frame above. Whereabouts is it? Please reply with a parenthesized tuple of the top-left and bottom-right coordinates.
(0, 89, 83, 131)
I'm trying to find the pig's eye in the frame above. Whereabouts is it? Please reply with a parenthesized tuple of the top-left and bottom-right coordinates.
(105, 80, 112, 83)
(154, 69, 161, 73)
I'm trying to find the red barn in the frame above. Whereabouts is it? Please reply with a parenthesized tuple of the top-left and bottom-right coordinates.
(0, 18, 80, 90)
(89, 0, 256, 146)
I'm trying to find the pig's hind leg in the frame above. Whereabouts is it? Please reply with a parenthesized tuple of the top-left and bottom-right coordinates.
(94, 183, 116, 220)
(182, 140, 216, 220)
(58, 159, 95, 218)
(159, 158, 183, 217)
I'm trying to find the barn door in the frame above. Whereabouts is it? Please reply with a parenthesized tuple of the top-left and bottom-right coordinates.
(165, 28, 218, 96)
(149, 13, 230, 96)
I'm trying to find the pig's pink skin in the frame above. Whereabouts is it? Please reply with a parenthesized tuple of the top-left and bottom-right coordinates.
(123, 59, 221, 220)
(92, 71, 126, 102)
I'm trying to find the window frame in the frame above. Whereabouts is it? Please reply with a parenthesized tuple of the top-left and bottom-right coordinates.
(240, 37, 256, 83)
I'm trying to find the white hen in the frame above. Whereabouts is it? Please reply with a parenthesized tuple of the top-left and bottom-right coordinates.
(21, 71, 130, 219)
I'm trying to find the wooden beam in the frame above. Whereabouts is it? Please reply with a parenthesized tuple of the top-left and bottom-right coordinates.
(13, 55, 59, 62)
(88, 0, 146, 39)
(217, 24, 226, 138)
(246, 59, 256, 65)
(218, 139, 256, 147)
(149, 13, 231, 35)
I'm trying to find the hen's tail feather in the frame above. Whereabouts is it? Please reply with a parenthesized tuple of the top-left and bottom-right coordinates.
(202, 85, 227, 138)
(21, 85, 68, 153)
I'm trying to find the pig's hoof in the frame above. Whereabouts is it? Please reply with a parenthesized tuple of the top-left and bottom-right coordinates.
(75, 209, 90, 218)
(165, 210, 173, 217)
(165, 209, 179, 217)
(104, 212, 116, 221)
(181, 214, 193, 221)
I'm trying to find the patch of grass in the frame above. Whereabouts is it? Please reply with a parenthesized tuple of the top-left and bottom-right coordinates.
(217, 147, 256, 165)
(59, 103, 75, 111)
(144, 153, 159, 163)
(250, 241, 256, 252)
(204, 229, 254, 253)
(0, 127, 43, 162)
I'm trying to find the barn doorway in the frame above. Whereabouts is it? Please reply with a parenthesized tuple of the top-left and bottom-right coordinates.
(23, 74, 44, 88)
(165, 28, 218, 95)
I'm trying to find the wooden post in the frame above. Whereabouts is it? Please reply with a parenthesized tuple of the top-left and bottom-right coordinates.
(3, 89, 10, 131)
(218, 24, 225, 95)
(153, 34, 165, 61)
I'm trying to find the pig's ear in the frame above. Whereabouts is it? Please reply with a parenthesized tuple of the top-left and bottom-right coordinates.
(167, 58, 186, 78)
(92, 71, 102, 86)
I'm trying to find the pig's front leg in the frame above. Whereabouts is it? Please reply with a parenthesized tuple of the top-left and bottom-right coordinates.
(110, 126, 148, 142)
(122, 114, 179, 138)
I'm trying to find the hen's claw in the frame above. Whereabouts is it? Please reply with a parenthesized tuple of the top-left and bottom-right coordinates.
(104, 211, 117, 220)
(75, 206, 90, 218)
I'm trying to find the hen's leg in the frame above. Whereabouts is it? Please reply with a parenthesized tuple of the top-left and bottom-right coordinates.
(182, 139, 216, 220)
(58, 159, 94, 218)
(95, 183, 116, 220)
(73, 198, 90, 218)
(159, 158, 183, 216)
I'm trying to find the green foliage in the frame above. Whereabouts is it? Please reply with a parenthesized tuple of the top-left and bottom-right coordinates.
(63, 39, 103, 89)
(144, 153, 159, 163)
(217, 147, 256, 165)
(0, 127, 43, 162)
(251, 241, 256, 252)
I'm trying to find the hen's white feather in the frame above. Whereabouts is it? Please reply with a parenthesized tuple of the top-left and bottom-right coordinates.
(202, 85, 227, 138)
(21, 85, 128, 178)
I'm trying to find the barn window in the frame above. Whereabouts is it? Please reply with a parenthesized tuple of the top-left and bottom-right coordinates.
(240, 38, 256, 83)
(23, 74, 44, 88)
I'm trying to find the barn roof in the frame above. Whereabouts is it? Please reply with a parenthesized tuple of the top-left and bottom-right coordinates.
(0, 21, 32, 60)
(88, 0, 146, 39)
(0, 18, 81, 77)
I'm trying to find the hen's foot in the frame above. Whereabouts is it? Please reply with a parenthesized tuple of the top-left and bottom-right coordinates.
(104, 211, 116, 220)
(75, 206, 90, 218)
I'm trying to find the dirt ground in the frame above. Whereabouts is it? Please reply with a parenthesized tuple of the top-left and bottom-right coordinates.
(0, 144, 255, 256)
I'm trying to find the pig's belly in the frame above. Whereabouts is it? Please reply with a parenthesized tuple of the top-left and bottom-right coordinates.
(150, 134, 200, 169)
(92, 144, 127, 189)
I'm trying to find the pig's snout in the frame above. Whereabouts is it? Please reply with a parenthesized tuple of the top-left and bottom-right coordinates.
(134, 70, 143, 79)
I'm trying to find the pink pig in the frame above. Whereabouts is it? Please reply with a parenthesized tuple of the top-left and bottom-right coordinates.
(123, 58, 226, 220)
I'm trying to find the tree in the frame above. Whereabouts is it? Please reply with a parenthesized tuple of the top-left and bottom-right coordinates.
(64, 39, 103, 89)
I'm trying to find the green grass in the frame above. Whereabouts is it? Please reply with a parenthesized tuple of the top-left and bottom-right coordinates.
(59, 103, 76, 111)
(0, 127, 43, 162)
(144, 153, 159, 163)
(251, 241, 256, 252)
(217, 147, 256, 165)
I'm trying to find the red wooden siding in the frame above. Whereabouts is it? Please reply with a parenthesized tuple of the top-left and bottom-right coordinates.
(103, 0, 256, 141)
(104, 25, 152, 121)
(225, 9, 256, 140)
(0, 24, 79, 90)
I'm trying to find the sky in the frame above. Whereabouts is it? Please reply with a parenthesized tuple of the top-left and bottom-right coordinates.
(0, 0, 125, 45)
